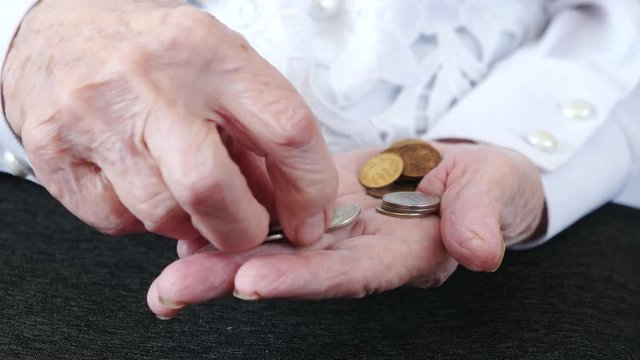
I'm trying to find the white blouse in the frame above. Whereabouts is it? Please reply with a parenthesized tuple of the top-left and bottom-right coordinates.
(196, 0, 547, 152)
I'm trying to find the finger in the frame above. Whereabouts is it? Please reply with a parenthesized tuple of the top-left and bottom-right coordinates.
(176, 237, 209, 258)
(234, 216, 457, 299)
(94, 138, 200, 241)
(209, 42, 338, 245)
(22, 112, 144, 235)
(418, 151, 505, 272)
(53, 79, 201, 241)
(224, 138, 276, 219)
(438, 187, 505, 272)
(147, 242, 296, 318)
(145, 107, 270, 252)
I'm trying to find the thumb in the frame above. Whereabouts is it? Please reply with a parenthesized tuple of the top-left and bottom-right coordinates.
(419, 160, 505, 272)
(440, 189, 505, 272)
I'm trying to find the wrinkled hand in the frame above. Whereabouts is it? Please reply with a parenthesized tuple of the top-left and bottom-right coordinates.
(147, 143, 545, 319)
(2, 0, 337, 250)
(147, 147, 451, 319)
(420, 142, 546, 272)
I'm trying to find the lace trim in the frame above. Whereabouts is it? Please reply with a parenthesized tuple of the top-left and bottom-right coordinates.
(197, 0, 548, 151)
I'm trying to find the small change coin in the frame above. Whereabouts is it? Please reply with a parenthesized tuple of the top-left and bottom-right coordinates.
(382, 192, 440, 211)
(264, 205, 362, 242)
(327, 205, 361, 232)
(379, 202, 438, 215)
(265, 233, 286, 242)
(384, 141, 441, 178)
(358, 152, 404, 189)
(265, 224, 286, 242)
(375, 204, 431, 218)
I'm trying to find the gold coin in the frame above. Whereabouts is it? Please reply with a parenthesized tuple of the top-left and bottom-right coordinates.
(359, 152, 404, 189)
(385, 142, 441, 178)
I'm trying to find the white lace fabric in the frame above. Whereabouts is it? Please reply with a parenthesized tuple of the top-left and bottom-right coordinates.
(197, 0, 548, 152)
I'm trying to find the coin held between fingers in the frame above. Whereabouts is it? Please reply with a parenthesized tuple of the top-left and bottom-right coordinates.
(265, 205, 361, 242)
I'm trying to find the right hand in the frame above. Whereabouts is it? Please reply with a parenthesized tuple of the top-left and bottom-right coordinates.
(1, 0, 338, 251)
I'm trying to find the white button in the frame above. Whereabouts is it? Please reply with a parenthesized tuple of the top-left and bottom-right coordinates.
(2, 150, 30, 177)
(525, 130, 558, 152)
(308, 0, 342, 19)
(560, 99, 596, 120)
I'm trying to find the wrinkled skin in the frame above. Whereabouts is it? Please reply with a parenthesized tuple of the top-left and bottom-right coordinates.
(148, 144, 545, 319)
(2, 1, 546, 319)
(2, 0, 339, 251)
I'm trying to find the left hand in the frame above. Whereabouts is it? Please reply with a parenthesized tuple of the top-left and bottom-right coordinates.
(147, 142, 545, 319)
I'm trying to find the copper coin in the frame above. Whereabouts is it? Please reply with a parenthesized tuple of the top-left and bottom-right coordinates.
(359, 152, 404, 189)
(385, 142, 441, 178)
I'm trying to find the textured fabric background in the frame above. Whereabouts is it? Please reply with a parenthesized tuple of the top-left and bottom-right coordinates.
(1, 173, 639, 359)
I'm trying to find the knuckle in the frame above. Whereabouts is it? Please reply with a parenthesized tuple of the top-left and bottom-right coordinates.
(22, 119, 58, 153)
(157, 6, 219, 51)
(268, 103, 318, 149)
(168, 5, 215, 28)
(22, 114, 69, 164)
(78, 197, 141, 236)
(135, 191, 180, 233)
(94, 216, 139, 236)
(111, 47, 148, 73)
(174, 172, 225, 212)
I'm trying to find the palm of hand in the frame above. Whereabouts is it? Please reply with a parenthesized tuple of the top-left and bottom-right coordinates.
(147, 148, 457, 317)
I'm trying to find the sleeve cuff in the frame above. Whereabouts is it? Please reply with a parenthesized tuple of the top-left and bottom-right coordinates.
(424, 51, 627, 172)
(510, 116, 632, 250)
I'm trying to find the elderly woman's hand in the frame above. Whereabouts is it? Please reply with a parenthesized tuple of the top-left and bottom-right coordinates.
(2, 0, 338, 251)
(146, 143, 545, 319)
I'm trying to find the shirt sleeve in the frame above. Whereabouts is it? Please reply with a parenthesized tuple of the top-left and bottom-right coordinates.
(1, 1, 39, 180)
(424, 0, 640, 245)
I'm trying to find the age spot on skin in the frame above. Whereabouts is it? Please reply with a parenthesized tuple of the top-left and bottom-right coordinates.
(239, 42, 250, 52)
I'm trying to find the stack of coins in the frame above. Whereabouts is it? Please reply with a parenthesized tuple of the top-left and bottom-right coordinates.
(265, 205, 361, 242)
(359, 139, 441, 198)
(376, 191, 440, 218)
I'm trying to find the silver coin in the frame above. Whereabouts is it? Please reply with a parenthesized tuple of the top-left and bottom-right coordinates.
(265, 205, 361, 242)
(376, 204, 431, 218)
(268, 224, 283, 235)
(382, 192, 440, 210)
(265, 233, 286, 242)
(327, 205, 361, 232)
(380, 202, 438, 215)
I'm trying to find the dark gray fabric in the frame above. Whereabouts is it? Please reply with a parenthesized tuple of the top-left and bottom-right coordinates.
(1, 173, 639, 359)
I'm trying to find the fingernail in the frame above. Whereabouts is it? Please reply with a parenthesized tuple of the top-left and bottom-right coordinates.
(233, 289, 261, 301)
(295, 211, 326, 244)
(158, 296, 185, 310)
(489, 242, 506, 273)
(156, 315, 174, 321)
(460, 235, 496, 272)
